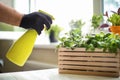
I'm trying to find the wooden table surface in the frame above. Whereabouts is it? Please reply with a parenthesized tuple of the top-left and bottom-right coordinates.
(0, 68, 119, 80)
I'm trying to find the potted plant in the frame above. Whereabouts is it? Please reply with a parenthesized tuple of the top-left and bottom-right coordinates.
(57, 26, 120, 77)
(45, 24, 63, 43)
(57, 12, 120, 77)
(100, 8, 120, 34)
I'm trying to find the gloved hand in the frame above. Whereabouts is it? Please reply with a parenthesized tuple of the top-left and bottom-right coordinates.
(20, 12, 52, 35)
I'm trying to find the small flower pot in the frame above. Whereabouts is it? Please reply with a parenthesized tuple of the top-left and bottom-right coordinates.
(110, 26, 120, 35)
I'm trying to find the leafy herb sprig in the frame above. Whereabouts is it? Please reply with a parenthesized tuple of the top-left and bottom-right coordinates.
(58, 28, 83, 49)
(91, 14, 103, 29)
(108, 13, 120, 26)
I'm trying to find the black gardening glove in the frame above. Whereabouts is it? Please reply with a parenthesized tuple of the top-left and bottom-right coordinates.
(20, 12, 52, 35)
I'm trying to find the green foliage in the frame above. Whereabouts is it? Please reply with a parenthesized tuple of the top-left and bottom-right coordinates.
(84, 32, 120, 54)
(58, 28, 83, 49)
(91, 14, 103, 29)
(58, 31, 120, 54)
(108, 13, 120, 26)
(100, 8, 120, 28)
(58, 14, 120, 54)
(58, 19, 85, 49)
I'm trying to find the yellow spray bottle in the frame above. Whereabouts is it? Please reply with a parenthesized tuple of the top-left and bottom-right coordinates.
(6, 10, 54, 66)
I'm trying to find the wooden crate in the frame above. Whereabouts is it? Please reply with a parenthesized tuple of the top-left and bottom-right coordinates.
(58, 48, 120, 77)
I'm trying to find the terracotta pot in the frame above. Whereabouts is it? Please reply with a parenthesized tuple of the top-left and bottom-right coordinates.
(110, 26, 120, 35)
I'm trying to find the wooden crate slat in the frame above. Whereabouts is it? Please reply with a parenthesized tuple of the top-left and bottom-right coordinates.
(59, 65, 118, 72)
(59, 69, 119, 77)
(59, 61, 119, 67)
(59, 56, 119, 62)
(58, 48, 120, 77)
(59, 48, 104, 52)
(58, 52, 119, 57)
(58, 48, 86, 52)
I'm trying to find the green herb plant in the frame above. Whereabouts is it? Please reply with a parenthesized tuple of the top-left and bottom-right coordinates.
(58, 19, 85, 49)
(58, 31, 120, 54)
(100, 8, 120, 28)
(84, 32, 120, 54)
(91, 14, 103, 30)
(108, 13, 120, 26)
(58, 28, 83, 49)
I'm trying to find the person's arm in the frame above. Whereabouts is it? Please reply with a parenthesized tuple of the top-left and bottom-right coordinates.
(0, 2, 23, 26)
(0, 2, 52, 35)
